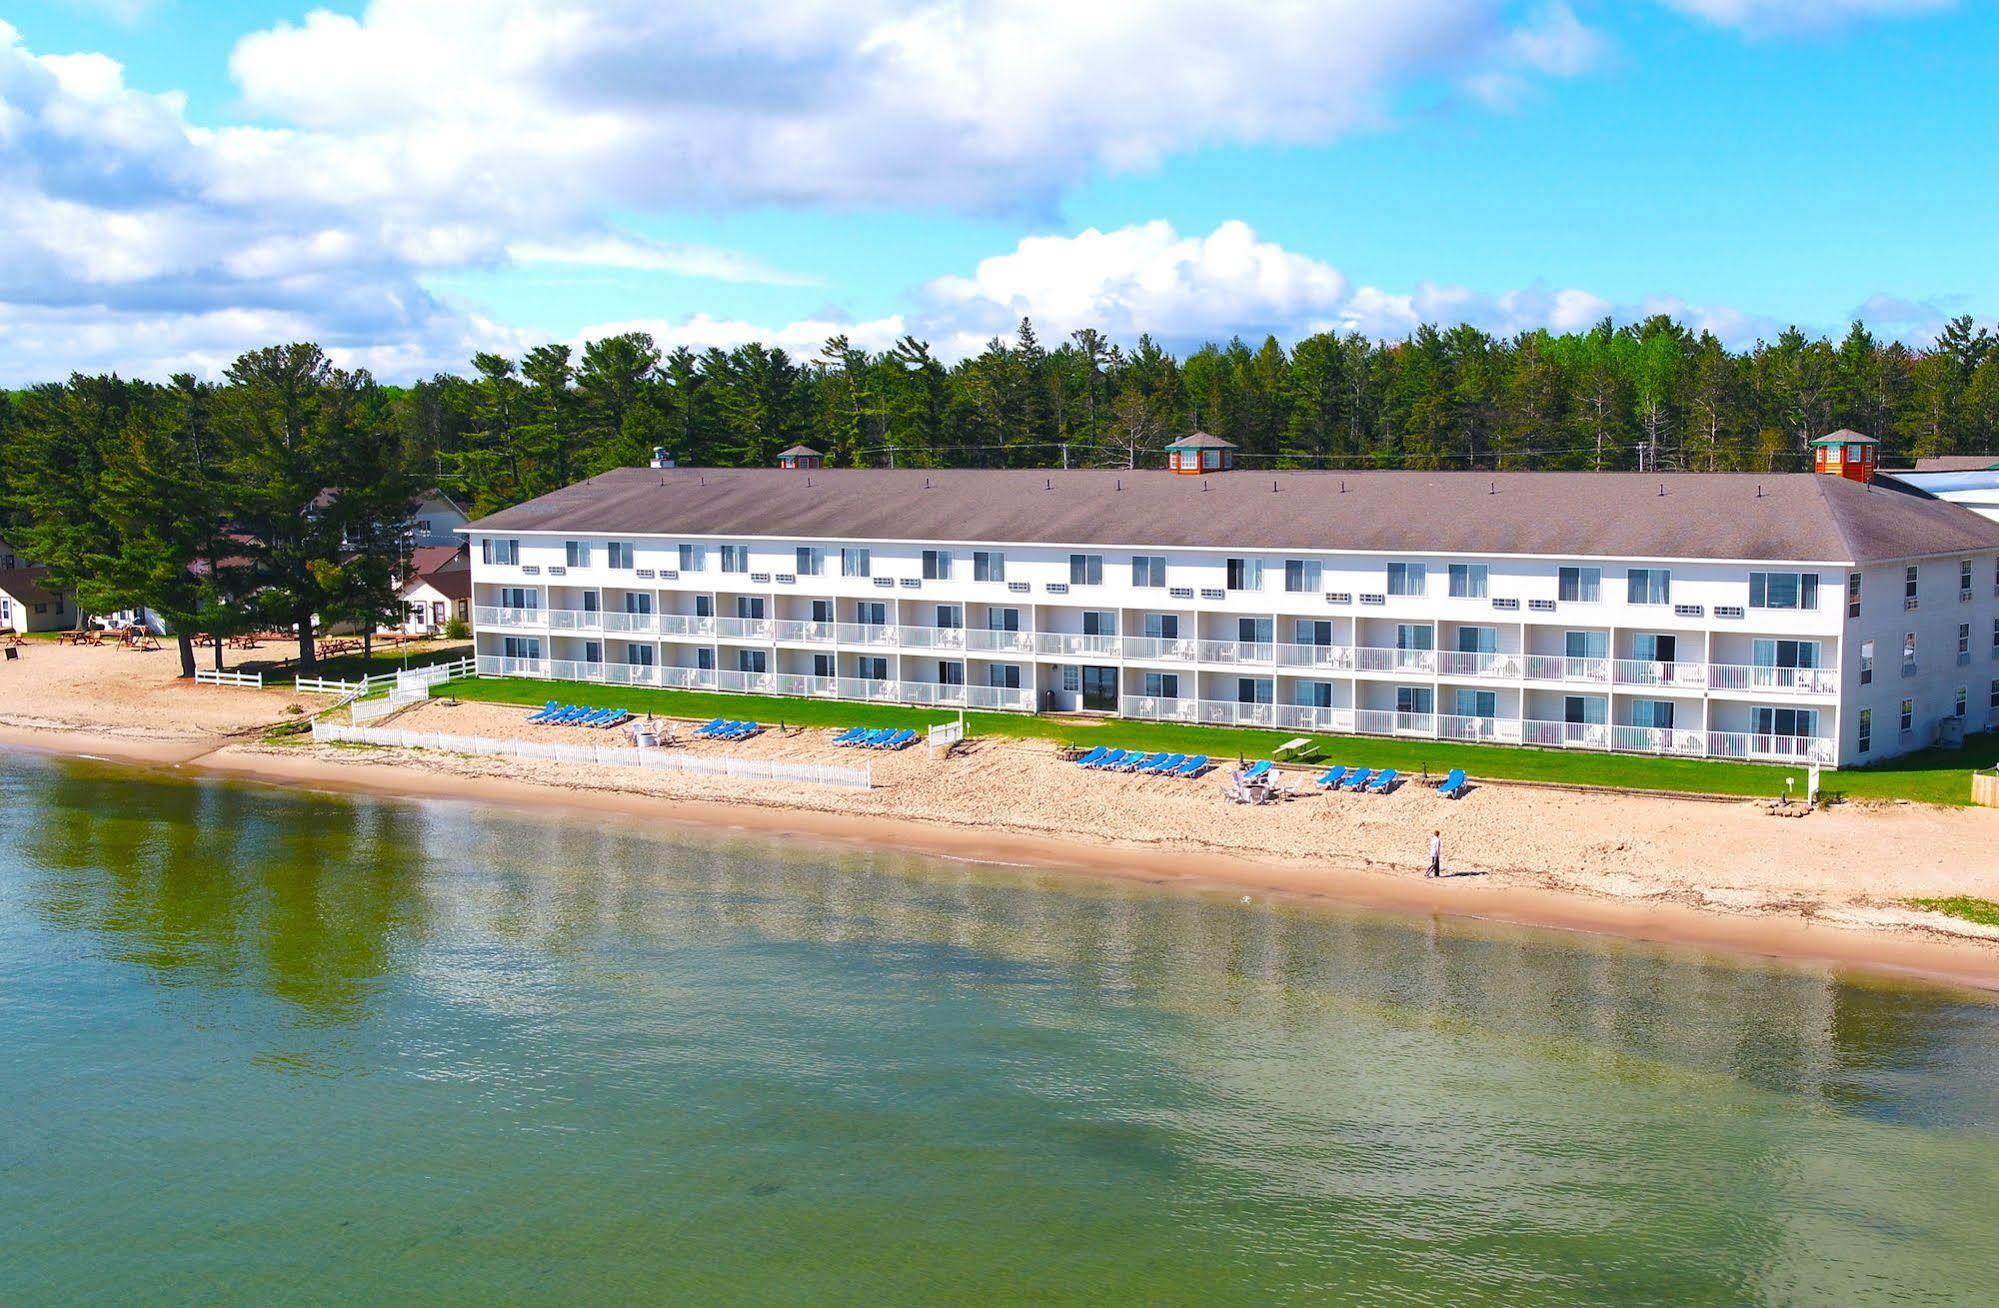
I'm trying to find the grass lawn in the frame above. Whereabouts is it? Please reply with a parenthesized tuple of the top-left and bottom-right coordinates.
(442, 674, 1998, 805)
(1903, 897, 1999, 927)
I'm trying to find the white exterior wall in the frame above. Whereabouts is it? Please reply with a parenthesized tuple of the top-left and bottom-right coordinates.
(1841, 557, 1999, 763)
(464, 525, 1999, 768)
(392, 581, 467, 635)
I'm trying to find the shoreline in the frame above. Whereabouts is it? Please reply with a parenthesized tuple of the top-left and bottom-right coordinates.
(7, 721, 1999, 996)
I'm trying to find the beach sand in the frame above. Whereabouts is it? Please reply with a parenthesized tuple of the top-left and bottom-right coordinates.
(4, 639, 1999, 987)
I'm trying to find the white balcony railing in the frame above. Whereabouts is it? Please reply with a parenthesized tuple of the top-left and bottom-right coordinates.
(1122, 636, 1199, 662)
(1523, 655, 1610, 683)
(1353, 647, 1436, 675)
(1199, 700, 1277, 727)
(772, 619, 837, 643)
(1706, 730, 1837, 764)
(1035, 632, 1122, 658)
(600, 611, 658, 635)
(1612, 659, 1709, 689)
(1197, 639, 1275, 664)
(655, 613, 717, 638)
(475, 605, 546, 630)
(1519, 719, 1612, 750)
(1435, 651, 1523, 680)
(1123, 694, 1200, 723)
(1275, 642, 1355, 671)
(966, 628, 1036, 654)
(1437, 714, 1523, 744)
(898, 625, 968, 650)
(835, 622, 900, 647)
(1610, 724, 1709, 755)
(476, 654, 550, 677)
(1353, 708, 1436, 736)
(1706, 664, 1840, 696)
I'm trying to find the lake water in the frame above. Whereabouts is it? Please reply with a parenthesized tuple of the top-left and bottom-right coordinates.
(4, 750, 1998, 1305)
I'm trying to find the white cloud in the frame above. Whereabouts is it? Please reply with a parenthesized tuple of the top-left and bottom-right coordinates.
(572, 220, 1798, 361)
(1656, 0, 1954, 34)
(507, 235, 819, 286)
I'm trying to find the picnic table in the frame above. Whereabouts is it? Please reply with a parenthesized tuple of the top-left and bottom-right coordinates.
(59, 630, 104, 646)
(4, 632, 27, 648)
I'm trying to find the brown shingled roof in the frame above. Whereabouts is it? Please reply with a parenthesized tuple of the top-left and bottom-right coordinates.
(1911, 455, 1999, 473)
(0, 566, 57, 606)
(467, 467, 1999, 565)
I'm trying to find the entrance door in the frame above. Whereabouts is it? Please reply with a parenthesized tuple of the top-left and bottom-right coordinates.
(1081, 665, 1119, 712)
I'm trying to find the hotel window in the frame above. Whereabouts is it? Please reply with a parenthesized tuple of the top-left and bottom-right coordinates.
(1133, 555, 1168, 588)
(693, 595, 714, 618)
(1295, 681, 1335, 709)
(625, 644, 655, 668)
(566, 540, 588, 567)
(1754, 707, 1817, 739)
(624, 593, 653, 615)
(810, 599, 834, 624)
(938, 661, 964, 686)
(1237, 678, 1274, 705)
(1295, 619, 1334, 647)
(1962, 559, 1975, 599)
(988, 607, 1022, 632)
(1238, 616, 1274, 645)
(720, 545, 748, 573)
(1993, 618, 1999, 654)
(1752, 639, 1819, 670)
(1143, 672, 1180, 699)
(1905, 564, 1919, 607)
(482, 538, 520, 565)
(1284, 559, 1322, 593)
(858, 656, 888, 681)
(1061, 666, 1081, 693)
(1083, 611, 1117, 637)
(498, 587, 537, 610)
(1227, 557, 1265, 591)
(841, 547, 870, 577)
(737, 649, 768, 674)
(735, 596, 765, 619)
(1630, 699, 1675, 730)
(988, 664, 1022, 690)
(1858, 709, 1871, 754)
(1558, 566, 1601, 603)
(1448, 564, 1488, 599)
(1900, 698, 1914, 733)
(1566, 630, 1608, 661)
(1749, 571, 1817, 610)
(1143, 613, 1180, 640)
(855, 601, 887, 626)
(1956, 686, 1968, 717)
(501, 636, 540, 660)
(583, 641, 602, 664)
(1564, 696, 1605, 725)
(607, 541, 634, 570)
(934, 605, 962, 629)
(1960, 623, 1973, 663)
(813, 653, 836, 679)
(1457, 626, 1499, 654)
(1903, 632, 1917, 674)
(1386, 562, 1425, 596)
(1991, 679, 1999, 710)
(1070, 553, 1104, 586)
(973, 551, 1006, 583)
(1454, 688, 1498, 720)
(1860, 641, 1874, 684)
(1847, 572, 1861, 618)
(1626, 568, 1671, 606)
(922, 549, 953, 580)
(678, 543, 706, 572)
(796, 546, 823, 577)
(1396, 686, 1433, 716)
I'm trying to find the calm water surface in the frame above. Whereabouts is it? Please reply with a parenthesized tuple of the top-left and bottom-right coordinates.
(4, 750, 1998, 1305)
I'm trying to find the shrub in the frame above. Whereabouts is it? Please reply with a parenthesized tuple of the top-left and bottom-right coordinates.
(443, 616, 470, 640)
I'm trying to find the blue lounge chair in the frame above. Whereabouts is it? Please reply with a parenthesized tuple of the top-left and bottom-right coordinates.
(1093, 749, 1129, 771)
(1174, 755, 1210, 778)
(863, 728, 896, 748)
(575, 708, 613, 727)
(692, 717, 727, 738)
(832, 727, 868, 746)
(887, 729, 918, 749)
(1367, 768, 1398, 794)
(1243, 760, 1272, 783)
(1437, 768, 1468, 799)
(525, 700, 561, 723)
(1145, 752, 1186, 775)
(1073, 745, 1109, 767)
(1121, 751, 1161, 772)
(733, 722, 763, 740)
(1343, 767, 1373, 791)
(552, 705, 591, 725)
(596, 710, 632, 730)
(1317, 765, 1349, 789)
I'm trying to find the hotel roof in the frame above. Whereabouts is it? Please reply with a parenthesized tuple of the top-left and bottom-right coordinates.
(468, 467, 1999, 565)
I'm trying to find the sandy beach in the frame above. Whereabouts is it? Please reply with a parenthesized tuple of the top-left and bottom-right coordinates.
(4, 636, 1999, 988)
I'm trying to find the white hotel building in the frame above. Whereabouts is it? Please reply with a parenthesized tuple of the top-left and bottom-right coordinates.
(465, 437, 1999, 768)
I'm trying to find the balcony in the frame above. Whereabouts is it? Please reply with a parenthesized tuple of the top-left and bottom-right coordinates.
(1522, 654, 1610, 683)
(834, 621, 900, 647)
(713, 615, 775, 641)
(1612, 658, 1708, 689)
(1705, 664, 1839, 696)
(1275, 642, 1353, 671)
(1122, 635, 1199, 662)
(1198, 639, 1274, 664)
(772, 619, 837, 643)
(966, 628, 1036, 654)
(1435, 651, 1522, 680)
(897, 624, 968, 650)
(1035, 632, 1122, 658)
(1353, 708, 1436, 736)
(1353, 646, 1436, 675)
(475, 605, 547, 630)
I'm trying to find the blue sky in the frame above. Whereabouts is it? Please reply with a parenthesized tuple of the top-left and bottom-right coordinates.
(3, 0, 1993, 380)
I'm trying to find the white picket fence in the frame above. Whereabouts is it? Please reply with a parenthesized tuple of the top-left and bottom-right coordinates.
(351, 682, 430, 723)
(310, 720, 873, 790)
(296, 656, 478, 698)
(194, 668, 263, 688)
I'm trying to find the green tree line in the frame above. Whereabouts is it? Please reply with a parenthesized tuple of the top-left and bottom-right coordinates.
(4, 315, 1996, 676)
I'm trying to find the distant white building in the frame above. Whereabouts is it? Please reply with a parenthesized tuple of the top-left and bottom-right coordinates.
(0, 536, 65, 634)
(461, 437, 1999, 768)
(1881, 457, 1999, 525)
(391, 545, 471, 635)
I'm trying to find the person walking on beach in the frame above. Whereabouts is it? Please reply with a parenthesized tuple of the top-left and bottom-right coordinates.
(1427, 830, 1442, 878)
